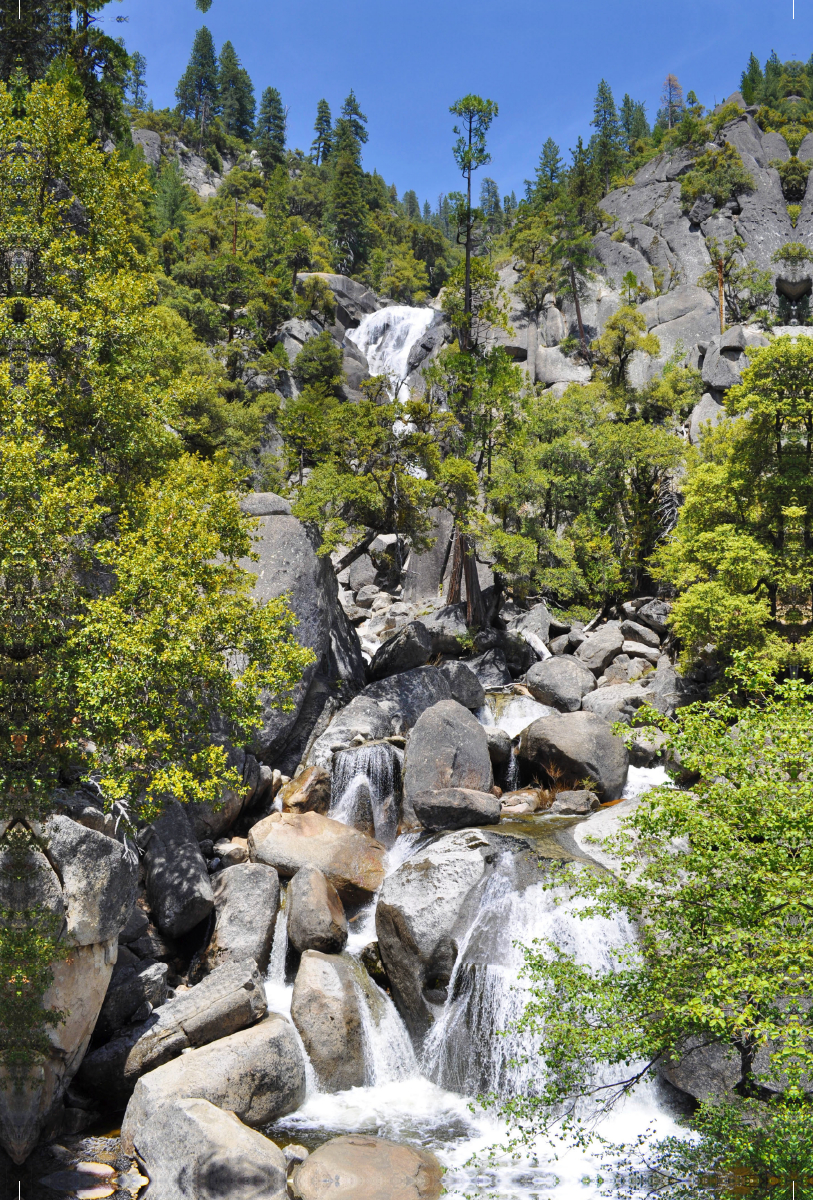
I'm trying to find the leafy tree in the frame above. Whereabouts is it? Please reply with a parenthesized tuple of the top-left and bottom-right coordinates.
(590, 78, 622, 191)
(510, 208, 554, 383)
(503, 666, 813, 1191)
(176, 25, 219, 146)
(125, 50, 148, 112)
(591, 305, 660, 391)
(696, 235, 773, 325)
(654, 337, 813, 668)
(218, 40, 255, 141)
(549, 200, 599, 356)
(311, 98, 332, 165)
(450, 94, 499, 351)
(254, 86, 286, 173)
(680, 144, 755, 209)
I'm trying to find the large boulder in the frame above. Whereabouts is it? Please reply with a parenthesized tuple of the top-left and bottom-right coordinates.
(290, 952, 365, 1091)
(375, 829, 495, 1039)
(0, 819, 137, 1163)
(138, 801, 214, 939)
(279, 765, 331, 815)
(200, 863, 280, 974)
(121, 1013, 306, 1152)
(574, 625, 625, 675)
(287, 866, 348, 954)
(412, 788, 500, 831)
(126, 1096, 288, 1200)
(525, 657, 597, 712)
(439, 660, 485, 710)
(403, 699, 493, 808)
(248, 811, 386, 904)
(95, 960, 169, 1041)
(659, 1037, 743, 1103)
(518, 711, 629, 801)
(368, 622, 432, 681)
(291, 1135, 443, 1200)
(581, 682, 649, 724)
(239, 497, 365, 773)
(296, 273, 380, 328)
(77, 958, 268, 1107)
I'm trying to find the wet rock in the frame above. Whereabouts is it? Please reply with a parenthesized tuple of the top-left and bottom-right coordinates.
(518, 711, 629, 801)
(121, 1012, 306, 1151)
(484, 725, 512, 765)
(439, 660, 486, 710)
(78, 958, 268, 1107)
(549, 789, 600, 815)
(201, 863, 280, 974)
(413, 787, 500, 830)
(125, 1096, 288, 1200)
(291, 951, 365, 1092)
(369, 621, 432, 681)
(291, 1134, 443, 1200)
(525, 657, 597, 712)
(574, 625, 625, 675)
(96, 961, 169, 1041)
(248, 811, 386, 904)
(287, 866, 348, 954)
(138, 801, 214, 939)
(280, 766, 331, 815)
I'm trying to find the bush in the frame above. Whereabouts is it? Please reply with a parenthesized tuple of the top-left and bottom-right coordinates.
(680, 144, 755, 210)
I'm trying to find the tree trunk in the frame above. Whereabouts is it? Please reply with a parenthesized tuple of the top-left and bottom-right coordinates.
(333, 528, 378, 575)
(447, 529, 464, 604)
(717, 258, 725, 334)
(570, 265, 589, 356)
(527, 308, 539, 384)
(463, 537, 486, 629)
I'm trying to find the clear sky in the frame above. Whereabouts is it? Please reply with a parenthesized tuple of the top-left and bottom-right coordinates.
(117, 0, 812, 207)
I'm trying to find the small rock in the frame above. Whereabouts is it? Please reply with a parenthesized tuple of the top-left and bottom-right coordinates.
(291, 1134, 443, 1200)
(549, 789, 600, 815)
(279, 766, 331, 816)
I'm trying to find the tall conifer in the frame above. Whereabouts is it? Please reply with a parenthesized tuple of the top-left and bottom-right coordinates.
(176, 25, 219, 143)
(218, 40, 255, 140)
(311, 99, 333, 165)
(254, 86, 286, 173)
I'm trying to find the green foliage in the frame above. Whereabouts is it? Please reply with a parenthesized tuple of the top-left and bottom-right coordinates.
(175, 25, 219, 137)
(772, 240, 813, 266)
(254, 86, 286, 172)
(503, 669, 813, 1187)
(591, 304, 660, 391)
(217, 40, 255, 141)
(774, 154, 812, 202)
(696, 235, 773, 325)
(292, 330, 344, 394)
(680, 143, 755, 209)
(311, 98, 332, 166)
(590, 78, 623, 190)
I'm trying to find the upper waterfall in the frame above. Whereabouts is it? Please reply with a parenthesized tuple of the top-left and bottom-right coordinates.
(346, 306, 435, 399)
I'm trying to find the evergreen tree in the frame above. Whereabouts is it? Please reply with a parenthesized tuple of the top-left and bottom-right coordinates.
(311, 98, 332, 165)
(480, 177, 503, 235)
(154, 160, 196, 234)
(659, 73, 684, 129)
(591, 78, 622, 191)
(338, 88, 369, 148)
(126, 50, 148, 111)
(326, 120, 369, 273)
(422, 199, 432, 222)
(503, 191, 518, 225)
(217, 40, 255, 141)
(176, 25, 219, 144)
(568, 136, 598, 224)
(402, 189, 421, 220)
(450, 94, 499, 352)
(527, 137, 564, 206)
(254, 86, 286, 173)
(620, 94, 650, 146)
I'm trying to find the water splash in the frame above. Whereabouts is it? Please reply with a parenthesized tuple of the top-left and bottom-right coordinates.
(477, 694, 554, 740)
(346, 307, 435, 399)
(331, 742, 402, 847)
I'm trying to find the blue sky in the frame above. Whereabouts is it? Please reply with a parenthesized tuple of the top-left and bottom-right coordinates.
(117, 0, 811, 207)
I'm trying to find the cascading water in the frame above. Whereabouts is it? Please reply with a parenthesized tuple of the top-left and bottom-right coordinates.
(346, 306, 435, 400)
(477, 693, 554, 741)
(330, 742, 403, 848)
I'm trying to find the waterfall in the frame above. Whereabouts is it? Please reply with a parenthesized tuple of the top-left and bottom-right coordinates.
(345, 955, 419, 1086)
(331, 742, 403, 847)
(264, 887, 320, 1096)
(346, 307, 435, 399)
(422, 856, 638, 1097)
(477, 694, 554, 740)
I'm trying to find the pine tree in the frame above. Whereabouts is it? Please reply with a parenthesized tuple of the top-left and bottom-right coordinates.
(450, 94, 499, 353)
(591, 78, 622, 192)
(630, 100, 650, 142)
(660, 73, 684, 129)
(403, 189, 421, 220)
(175, 25, 219, 144)
(422, 199, 432, 222)
(568, 136, 598, 224)
(311, 98, 332, 165)
(527, 138, 563, 206)
(740, 53, 764, 105)
(326, 120, 369, 274)
(480, 177, 503, 235)
(126, 50, 148, 111)
(254, 86, 286, 173)
(620, 94, 649, 148)
(217, 40, 255, 141)
(338, 88, 368, 148)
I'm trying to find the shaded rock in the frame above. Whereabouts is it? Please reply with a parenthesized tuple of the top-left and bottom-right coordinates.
(279, 766, 331, 815)
(439, 660, 486, 709)
(574, 625, 624, 675)
(45, 816, 138, 945)
(419, 604, 469, 656)
(201, 863, 280, 974)
(518, 711, 629, 801)
(125, 1096, 287, 1200)
(291, 1134, 443, 1200)
(636, 600, 672, 633)
(642, 662, 692, 718)
(688, 194, 714, 224)
(121, 1012, 306, 1151)
(287, 866, 348, 954)
(467, 648, 512, 688)
(549, 789, 600, 815)
(248, 811, 386, 904)
(118, 906, 149, 945)
(402, 508, 455, 602)
(349, 555, 378, 593)
(139, 801, 214, 939)
(620, 619, 661, 648)
(403, 700, 493, 804)
(214, 838, 249, 867)
(376, 829, 494, 1038)
(291, 951, 365, 1092)
(659, 1037, 743, 1103)
(96, 960, 169, 1041)
(369, 622, 432, 681)
(525, 657, 597, 712)
(77, 959, 268, 1107)
(484, 725, 512, 766)
(412, 788, 500, 831)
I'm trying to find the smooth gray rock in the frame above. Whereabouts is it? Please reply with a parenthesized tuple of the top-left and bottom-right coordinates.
(201, 863, 279, 974)
(582, 682, 649, 724)
(139, 801, 214, 939)
(593, 230, 655, 291)
(376, 829, 495, 1038)
(642, 662, 691, 718)
(701, 343, 744, 390)
(290, 951, 365, 1092)
(659, 1037, 743, 1103)
(412, 788, 500, 831)
(719, 324, 746, 351)
(526, 657, 597, 712)
(248, 811, 386, 904)
(716, 113, 766, 168)
(688, 194, 714, 224)
(45, 815, 138, 946)
(484, 725, 513, 765)
(619, 620, 661, 648)
(549, 789, 600, 815)
(621, 640, 660, 665)
(77, 958, 268, 1107)
(369, 622, 432, 681)
(131, 127, 161, 168)
(291, 1135, 443, 1200)
(239, 492, 292, 516)
(403, 700, 493, 805)
(439, 660, 486, 709)
(536, 346, 591, 385)
(95, 960, 168, 1041)
(297, 273, 380, 328)
(402, 508, 455, 602)
(574, 625, 625, 675)
(467, 648, 512, 688)
(420, 603, 469, 656)
(689, 392, 728, 445)
(349, 554, 378, 593)
(287, 866, 348, 954)
(121, 1013, 306, 1152)
(126, 1096, 287, 1200)
(118, 905, 149, 944)
(636, 600, 672, 633)
(518, 711, 629, 801)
